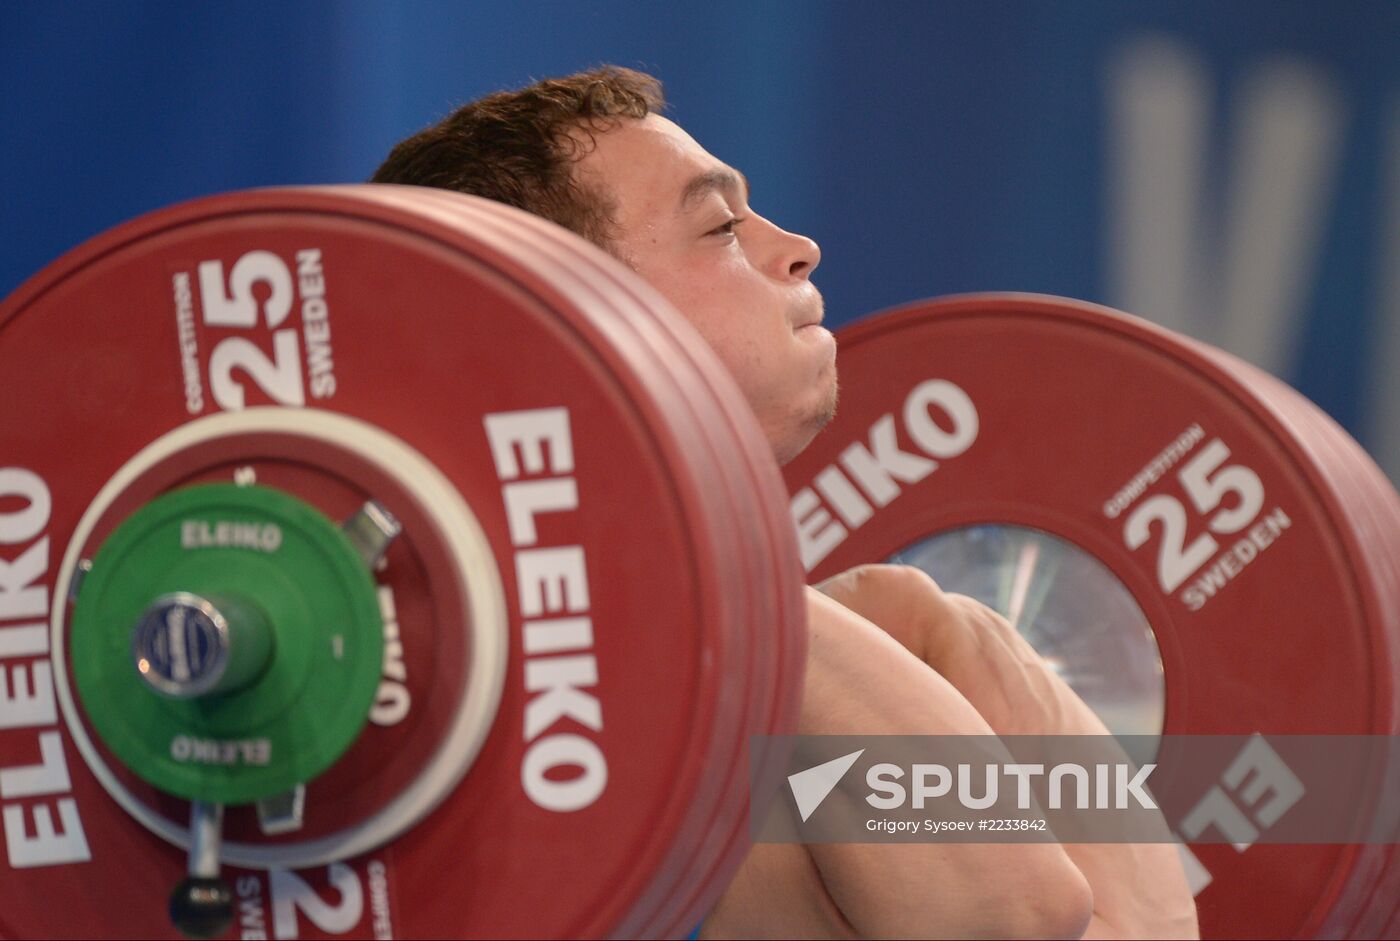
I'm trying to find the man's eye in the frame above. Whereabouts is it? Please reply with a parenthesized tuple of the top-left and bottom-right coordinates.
(710, 217, 745, 237)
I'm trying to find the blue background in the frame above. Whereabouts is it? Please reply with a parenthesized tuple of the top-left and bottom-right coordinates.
(4, 1, 1399, 480)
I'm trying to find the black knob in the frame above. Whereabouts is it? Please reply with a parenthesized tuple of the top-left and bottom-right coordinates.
(169, 875, 234, 939)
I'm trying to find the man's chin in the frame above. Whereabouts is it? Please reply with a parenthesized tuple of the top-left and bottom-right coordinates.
(775, 381, 839, 467)
(808, 372, 839, 439)
(818, 376, 839, 427)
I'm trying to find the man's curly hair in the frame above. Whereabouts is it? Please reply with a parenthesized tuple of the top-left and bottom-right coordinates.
(371, 66, 665, 248)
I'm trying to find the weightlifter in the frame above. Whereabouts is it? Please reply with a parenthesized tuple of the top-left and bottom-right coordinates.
(372, 66, 1199, 940)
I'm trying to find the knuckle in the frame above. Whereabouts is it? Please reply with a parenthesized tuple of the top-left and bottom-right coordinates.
(883, 562, 944, 598)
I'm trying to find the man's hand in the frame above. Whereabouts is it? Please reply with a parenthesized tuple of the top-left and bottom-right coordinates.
(815, 564, 1106, 736)
(817, 563, 1200, 940)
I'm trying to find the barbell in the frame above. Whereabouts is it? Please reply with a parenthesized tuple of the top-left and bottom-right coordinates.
(0, 185, 1396, 939)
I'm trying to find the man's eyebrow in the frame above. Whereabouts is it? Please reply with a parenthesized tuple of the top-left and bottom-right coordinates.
(678, 167, 750, 211)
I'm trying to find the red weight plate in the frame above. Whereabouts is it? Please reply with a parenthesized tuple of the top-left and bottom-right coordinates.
(367, 186, 773, 937)
(320, 186, 808, 939)
(782, 294, 1400, 940)
(383, 187, 807, 938)
(1206, 356, 1400, 940)
(460, 197, 806, 938)
(0, 187, 773, 939)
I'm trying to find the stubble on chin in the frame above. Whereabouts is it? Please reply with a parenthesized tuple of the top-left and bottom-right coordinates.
(818, 369, 839, 427)
(774, 373, 839, 467)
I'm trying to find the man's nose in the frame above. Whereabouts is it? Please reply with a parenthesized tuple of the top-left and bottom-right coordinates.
(773, 225, 821, 280)
(787, 231, 821, 279)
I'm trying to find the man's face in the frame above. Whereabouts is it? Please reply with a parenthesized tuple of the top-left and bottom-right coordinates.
(573, 114, 837, 464)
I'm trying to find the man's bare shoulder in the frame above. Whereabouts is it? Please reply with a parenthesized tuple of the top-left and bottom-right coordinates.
(702, 578, 1092, 940)
(701, 581, 987, 940)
